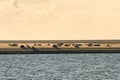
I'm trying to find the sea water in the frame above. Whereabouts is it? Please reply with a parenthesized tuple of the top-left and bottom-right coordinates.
(0, 53, 120, 80)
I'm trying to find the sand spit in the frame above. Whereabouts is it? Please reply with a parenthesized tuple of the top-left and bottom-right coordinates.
(0, 40, 120, 53)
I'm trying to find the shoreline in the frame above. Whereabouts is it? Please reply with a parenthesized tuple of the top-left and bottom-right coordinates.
(0, 40, 120, 53)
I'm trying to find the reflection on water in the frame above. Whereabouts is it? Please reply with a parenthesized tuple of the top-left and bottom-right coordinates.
(0, 53, 120, 80)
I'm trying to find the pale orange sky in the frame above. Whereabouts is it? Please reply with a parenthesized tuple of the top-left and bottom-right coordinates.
(0, 0, 120, 40)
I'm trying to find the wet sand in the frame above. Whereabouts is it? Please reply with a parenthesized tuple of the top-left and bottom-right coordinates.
(0, 40, 120, 53)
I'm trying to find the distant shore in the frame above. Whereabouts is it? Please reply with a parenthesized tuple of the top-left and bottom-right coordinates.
(0, 40, 120, 53)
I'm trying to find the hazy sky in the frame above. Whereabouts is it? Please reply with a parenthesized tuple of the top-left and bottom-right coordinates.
(0, 0, 120, 40)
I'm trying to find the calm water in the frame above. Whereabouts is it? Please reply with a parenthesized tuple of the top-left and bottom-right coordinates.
(0, 53, 120, 80)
